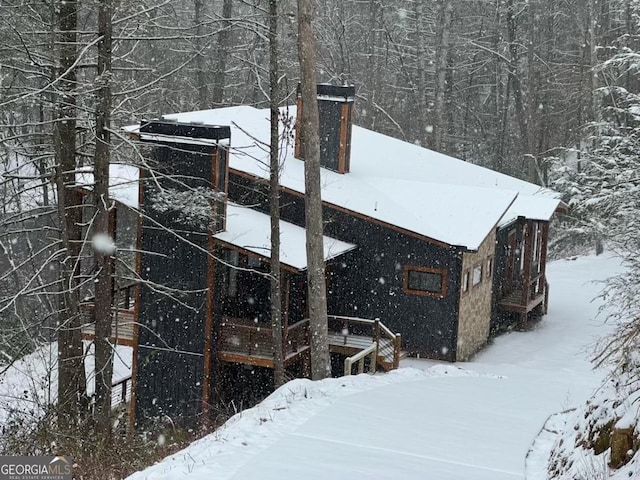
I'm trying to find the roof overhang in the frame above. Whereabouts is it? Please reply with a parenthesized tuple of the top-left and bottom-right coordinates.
(214, 203, 356, 271)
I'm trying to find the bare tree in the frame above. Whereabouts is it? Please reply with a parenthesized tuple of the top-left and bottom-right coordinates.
(269, 0, 285, 387)
(212, 0, 234, 107)
(54, 0, 88, 433)
(297, 0, 330, 380)
(93, 0, 115, 439)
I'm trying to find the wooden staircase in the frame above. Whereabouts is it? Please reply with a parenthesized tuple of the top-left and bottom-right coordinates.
(327, 316, 404, 375)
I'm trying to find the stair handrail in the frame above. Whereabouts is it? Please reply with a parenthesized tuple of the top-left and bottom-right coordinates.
(344, 342, 377, 375)
(328, 315, 402, 370)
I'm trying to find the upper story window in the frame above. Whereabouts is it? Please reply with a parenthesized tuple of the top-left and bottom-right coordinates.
(403, 266, 447, 298)
(472, 264, 482, 287)
(461, 270, 470, 293)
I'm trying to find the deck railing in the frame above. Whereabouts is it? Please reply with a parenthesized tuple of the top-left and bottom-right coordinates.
(328, 315, 402, 370)
(217, 315, 401, 372)
(218, 317, 311, 362)
(218, 318, 275, 358)
(81, 281, 137, 345)
(344, 342, 378, 375)
(284, 319, 311, 356)
(111, 375, 132, 407)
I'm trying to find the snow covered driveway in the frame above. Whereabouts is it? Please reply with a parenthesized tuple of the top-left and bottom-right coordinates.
(129, 255, 623, 480)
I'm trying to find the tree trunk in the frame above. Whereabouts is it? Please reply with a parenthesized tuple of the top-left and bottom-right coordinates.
(212, 0, 233, 107)
(269, 0, 285, 388)
(506, 0, 530, 165)
(433, 0, 453, 152)
(414, 1, 429, 146)
(194, 0, 209, 109)
(297, 0, 330, 380)
(93, 0, 114, 440)
(55, 0, 87, 434)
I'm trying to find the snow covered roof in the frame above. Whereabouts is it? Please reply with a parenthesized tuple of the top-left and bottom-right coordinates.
(76, 164, 139, 208)
(215, 203, 356, 270)
(126, 105, 561, 250)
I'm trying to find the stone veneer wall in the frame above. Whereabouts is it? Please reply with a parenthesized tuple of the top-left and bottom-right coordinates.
(456, 228, 496, 361)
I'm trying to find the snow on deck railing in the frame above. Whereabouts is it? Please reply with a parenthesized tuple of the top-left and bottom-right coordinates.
(328, 316, 402, 370)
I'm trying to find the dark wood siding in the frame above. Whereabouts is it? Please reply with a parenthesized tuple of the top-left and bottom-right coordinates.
(135, 142, 217, 424)
(228, 171, 463, 361)
(491, 222, 513, 333)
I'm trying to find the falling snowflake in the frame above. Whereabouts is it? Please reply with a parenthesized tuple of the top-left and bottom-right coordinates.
(92, 233, 116, 254)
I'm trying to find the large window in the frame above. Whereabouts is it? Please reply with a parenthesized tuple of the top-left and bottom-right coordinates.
(403, 266, 447, 297)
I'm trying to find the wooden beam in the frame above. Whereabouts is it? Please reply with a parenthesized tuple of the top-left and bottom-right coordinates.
(202, 151, 219, 423)
(218, 352, 274, 368)
(338, 103, 349, 173)
(212, 238, 300, 273)
(521, 220, 534, 308)
(128, 168, 145, 430)
(282, 274, 291, 354)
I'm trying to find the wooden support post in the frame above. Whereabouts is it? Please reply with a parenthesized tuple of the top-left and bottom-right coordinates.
(128, 169, 145, 431)
(539, 222, 550, 314)
(371, 346, 377, 373)
(121, 378, 127, 403)
(374, 319, 380, 368)
(282, 275, 291, 356)
(124, 285, 131, 310)
(374, 319, 380, 343)
(520, 220, 534, 327)
(394, 333, 401, 369)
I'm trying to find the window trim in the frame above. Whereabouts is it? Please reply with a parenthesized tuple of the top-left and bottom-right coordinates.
(486, 256, 494, 282)
(403, 265, 447, 298)
(461, 269, 470, 294)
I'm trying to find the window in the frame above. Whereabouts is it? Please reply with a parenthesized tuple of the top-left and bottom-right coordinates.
(403, 266, 447, 297)
(472, 264, 482, 287)
(461, 271, 470, 293)
(486, 256, 493, 280)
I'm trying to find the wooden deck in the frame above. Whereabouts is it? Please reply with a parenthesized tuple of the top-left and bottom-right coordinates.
(217, 315, 403, 374)
(217, 317, 312, 368)
(327, 316, 403, 372)
(82, 307, 403, 375)
(499, 272, 548, 314)
(81, 309, 136, 347)
(498, 289, 545, 313)
(328, 334, 399, 371)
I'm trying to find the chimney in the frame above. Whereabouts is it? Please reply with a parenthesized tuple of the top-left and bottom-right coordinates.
(139, 119, 231, 233)
(295, 83, 355, 174)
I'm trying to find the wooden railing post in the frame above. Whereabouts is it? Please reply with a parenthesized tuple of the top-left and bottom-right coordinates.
(374, 319, 381, 363)
(124, 286, 131, 310)
(393, 333, 401, 369)
(121, 378, 128, 403)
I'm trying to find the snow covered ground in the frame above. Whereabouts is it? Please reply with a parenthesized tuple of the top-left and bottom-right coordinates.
(128, 253, 624, 480)
(0, 342, 132, 429)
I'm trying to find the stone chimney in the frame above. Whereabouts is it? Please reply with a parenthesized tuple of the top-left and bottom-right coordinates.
(295, 83, 355, 174)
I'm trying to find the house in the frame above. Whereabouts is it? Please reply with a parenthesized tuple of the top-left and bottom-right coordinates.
(104, 84, 562, 425)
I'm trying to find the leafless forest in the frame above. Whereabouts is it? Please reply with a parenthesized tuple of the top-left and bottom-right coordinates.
(1, 0, 640, 474)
